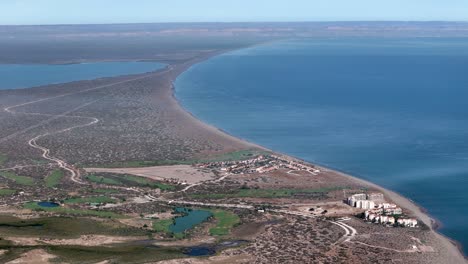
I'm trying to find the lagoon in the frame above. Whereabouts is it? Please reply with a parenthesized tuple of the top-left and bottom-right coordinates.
(0, 61, 166, 90)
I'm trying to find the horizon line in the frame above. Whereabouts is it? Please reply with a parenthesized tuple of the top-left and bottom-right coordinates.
(2, 20, 468, 27)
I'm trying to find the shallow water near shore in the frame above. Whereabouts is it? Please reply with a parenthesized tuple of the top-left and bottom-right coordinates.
(0, 61, 166, 90)
(175, 38, 468, 254)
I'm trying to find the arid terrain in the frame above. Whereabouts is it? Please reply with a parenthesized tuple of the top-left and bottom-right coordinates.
(0, 23, 466, 263)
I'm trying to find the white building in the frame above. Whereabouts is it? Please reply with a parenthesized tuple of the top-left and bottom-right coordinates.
(356, 200, 375, 210)
(384, 207, 403, 215)
(397, 218, 418, 227)
(379, 215, 389, 224)
(347, 193, 367, 207)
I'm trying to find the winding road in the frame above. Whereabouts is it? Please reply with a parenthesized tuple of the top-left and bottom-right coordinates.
(1, 66, 173, 184)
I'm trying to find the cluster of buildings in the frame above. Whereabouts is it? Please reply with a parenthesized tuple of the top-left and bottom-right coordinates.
(347, 193, 418, 228)
(196, 154, 320, 175)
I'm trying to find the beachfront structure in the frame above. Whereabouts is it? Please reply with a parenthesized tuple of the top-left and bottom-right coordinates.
(356, 200, 375, 209)
(397, 218, 418, 227)
(384, 207, 403, 215)
(367, 192, 384, 201)
(347, 193, 367, 207)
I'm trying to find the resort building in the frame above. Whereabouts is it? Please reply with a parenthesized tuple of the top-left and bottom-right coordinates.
(356, 200, 375, 209)
(397, 218, 418, 227)
(348, 192, 418, 228)
(367, 192, 384, 201)
(347, 193, 367, 207)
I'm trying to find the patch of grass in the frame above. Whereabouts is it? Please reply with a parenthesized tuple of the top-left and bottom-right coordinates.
(86, 173, 176, 191)
(153, 219, 172, 233)
(191, 187, 347, 199)
(64, 196, 117, 204)
(86, 174, 122, 185)
(120, 175, 175, 191)
(0, 189, 16, 196)
(0, 171, 34, 186)
(23, 202, 124, 219)
(45, 169, 64, 188)
(0, 215, 146, 239)
(209, 210, 241, 236)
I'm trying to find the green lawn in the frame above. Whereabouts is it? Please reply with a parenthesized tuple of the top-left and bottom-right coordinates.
(64, 196, 117, 204)
(153, 219, 173, 233)
(0, 171, 35, 186)
(24, 202, 124, 219)
(191, 187, 347, 199)
(0, 189, 16, 196)
(86, 174, 123, 185)
(86, 173, 175, 191)
(45, 169, 64, 188)
(209, 210, 240, 236)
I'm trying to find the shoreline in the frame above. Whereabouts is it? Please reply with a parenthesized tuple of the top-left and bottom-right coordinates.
(168, 48, 467, 260)
(0, 44, 465, 261)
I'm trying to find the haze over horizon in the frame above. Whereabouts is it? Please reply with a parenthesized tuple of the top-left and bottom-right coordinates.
(1, 0, 468, 26)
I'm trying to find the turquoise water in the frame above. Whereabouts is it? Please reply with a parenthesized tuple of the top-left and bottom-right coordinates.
(175, 38, 468, 254)
(169, 208, 212, 234)
(0, 61, 166, 90)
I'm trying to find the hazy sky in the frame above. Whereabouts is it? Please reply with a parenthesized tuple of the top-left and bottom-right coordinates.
(1, 0, 467, 25)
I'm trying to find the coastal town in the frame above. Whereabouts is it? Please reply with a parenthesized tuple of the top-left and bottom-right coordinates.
(195, 154, 321, 175)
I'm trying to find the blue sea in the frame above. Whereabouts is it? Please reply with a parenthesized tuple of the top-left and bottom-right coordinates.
(0, 61, 165, 90)
(175, 38, 468, 254)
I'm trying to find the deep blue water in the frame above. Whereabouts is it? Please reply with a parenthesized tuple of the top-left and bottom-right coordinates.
(183, 246, 216, 256)
(0, 61, 166, 90)
(175, 38, 468, 254)
(37, 201, 60, 208)
(169, 208, 212, 234)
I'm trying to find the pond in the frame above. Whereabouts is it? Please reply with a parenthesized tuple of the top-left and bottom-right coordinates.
(169, 207, 212, 234)
(37, 201, 60, 208)
(183, 246, 216, 256)
(183, 240, 248, 256)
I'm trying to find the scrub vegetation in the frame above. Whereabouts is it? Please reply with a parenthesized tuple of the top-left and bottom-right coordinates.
(191, 187, 347, 199)
(23, 202, 123, 219)
(63, 196, 117, 204)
